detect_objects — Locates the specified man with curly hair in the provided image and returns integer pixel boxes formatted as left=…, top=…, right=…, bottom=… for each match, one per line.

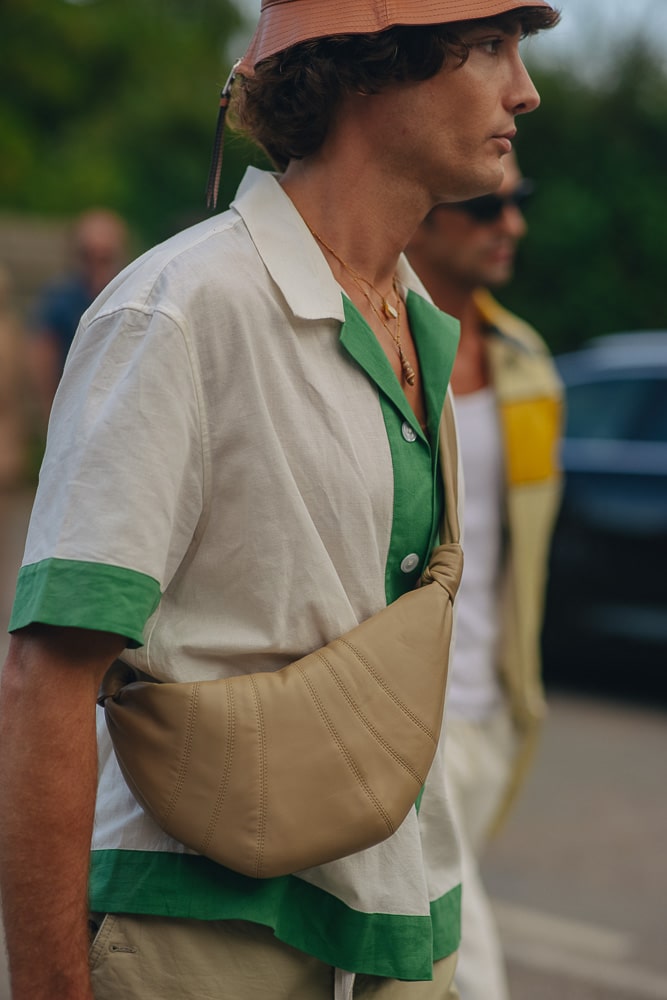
left=0, top=3, right=558, bottom=998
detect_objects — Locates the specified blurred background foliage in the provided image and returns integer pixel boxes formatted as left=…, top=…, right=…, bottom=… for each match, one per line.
left=1, top=0, right=666, bottom=353
left=510, top=41, right=667, bottom=352
left=0, top=0, right=268, bottom=242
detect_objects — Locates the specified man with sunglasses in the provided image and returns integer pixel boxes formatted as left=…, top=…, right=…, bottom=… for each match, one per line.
left=28, top=209, right=130, bottom=428
left=407, top=154, right=563, bottom=1000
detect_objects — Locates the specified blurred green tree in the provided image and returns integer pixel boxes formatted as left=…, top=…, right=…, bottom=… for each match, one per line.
left=0, top=0, right=267, bottom=245
left=508, top=41, right=667, bottom=353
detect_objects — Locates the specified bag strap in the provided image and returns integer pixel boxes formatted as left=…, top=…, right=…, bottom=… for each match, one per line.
left=438, top=391, right=461, bottom=547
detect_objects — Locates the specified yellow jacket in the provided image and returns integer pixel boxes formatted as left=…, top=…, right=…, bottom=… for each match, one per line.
left=474, top=289, right=563, bottom=831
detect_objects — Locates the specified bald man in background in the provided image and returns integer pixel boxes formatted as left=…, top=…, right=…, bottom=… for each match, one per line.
left=29, top=209, right=129, bottom=425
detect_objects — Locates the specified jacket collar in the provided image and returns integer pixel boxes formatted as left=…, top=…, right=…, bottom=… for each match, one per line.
left=474, top=287, right=534, bottom=356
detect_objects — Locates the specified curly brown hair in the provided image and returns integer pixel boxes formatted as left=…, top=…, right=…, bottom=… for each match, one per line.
left=231, top=9, right=559, bottom=170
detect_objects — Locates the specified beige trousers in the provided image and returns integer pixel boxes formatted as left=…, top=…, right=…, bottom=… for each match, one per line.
left=90, top=913, right=459, bottom=999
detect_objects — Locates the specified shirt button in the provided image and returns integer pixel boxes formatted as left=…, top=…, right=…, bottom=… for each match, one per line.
left=400, top=553, right=420, bottom=574
left=401, top=421, right=417, bottom=443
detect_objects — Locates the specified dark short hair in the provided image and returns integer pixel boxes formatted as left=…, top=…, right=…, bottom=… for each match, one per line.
left=231, top=9, right=559, bottom=170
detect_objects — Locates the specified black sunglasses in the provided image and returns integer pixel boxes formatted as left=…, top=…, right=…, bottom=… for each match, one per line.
left=449, top=178, right=535, bottom=223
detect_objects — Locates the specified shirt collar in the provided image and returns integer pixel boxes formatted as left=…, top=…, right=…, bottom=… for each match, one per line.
left=232, top=167, right=432, bottom=324
left=232, top=167, right=345, bottom=322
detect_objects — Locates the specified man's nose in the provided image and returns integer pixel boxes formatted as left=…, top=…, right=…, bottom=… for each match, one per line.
left=510, top=56, right=541, bottom=117
left=498, top=201, right=527, bottom=238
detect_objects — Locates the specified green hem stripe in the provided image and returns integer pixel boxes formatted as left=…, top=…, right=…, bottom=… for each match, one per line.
left=89, top=850, right=460, bottom=980
left=9, top=558, right=161, bottom=647
left=431, top=882, right=462, bottom=961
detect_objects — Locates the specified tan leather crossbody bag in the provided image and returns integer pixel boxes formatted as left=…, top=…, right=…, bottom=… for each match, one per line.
left=98, top=395, right=462, bottom=879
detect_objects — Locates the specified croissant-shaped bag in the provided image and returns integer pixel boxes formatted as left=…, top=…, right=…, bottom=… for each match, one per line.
left=98, top=396, right=462, bottom=879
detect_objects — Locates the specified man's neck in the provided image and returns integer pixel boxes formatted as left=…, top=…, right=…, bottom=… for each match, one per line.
left=279, top=120, right=433, bottom=289
left=279, top=139, right=435, bottom=431
left=451, top=302, right=489, bottom=395
left=417, top=271, right=489, bottom=396
left=282, top=176, right=415, bottom=286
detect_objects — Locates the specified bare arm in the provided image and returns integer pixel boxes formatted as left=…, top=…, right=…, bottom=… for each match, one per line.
left=0, top=626, right=127, bottom=1000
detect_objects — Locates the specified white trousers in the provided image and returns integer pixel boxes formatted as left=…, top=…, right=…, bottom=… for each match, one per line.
left=444, top=707, right=517, bottom=1000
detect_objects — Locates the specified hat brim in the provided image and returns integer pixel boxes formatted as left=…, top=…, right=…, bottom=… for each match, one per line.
left=237, top=0, right=554, bottom=75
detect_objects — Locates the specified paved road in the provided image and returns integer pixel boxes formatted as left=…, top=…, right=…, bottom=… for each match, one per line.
left=484, top=690, right=667, bottom=999
left=1, top=490, right=665, bottom=998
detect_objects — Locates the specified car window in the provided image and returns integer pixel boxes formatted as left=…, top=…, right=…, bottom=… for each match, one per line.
left=636, top=381, right=667, bottom=442
left=565, top=377, right=667, bottom=442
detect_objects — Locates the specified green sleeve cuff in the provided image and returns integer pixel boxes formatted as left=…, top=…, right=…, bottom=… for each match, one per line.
left=9, top=558, right=162, bottom=648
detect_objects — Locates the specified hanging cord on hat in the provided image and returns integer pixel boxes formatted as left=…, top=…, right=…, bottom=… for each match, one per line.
left=206, top=59, right=241, bottom=211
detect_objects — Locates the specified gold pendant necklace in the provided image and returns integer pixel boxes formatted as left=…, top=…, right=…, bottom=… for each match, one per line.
left=307, top=224, right=416, bottom=387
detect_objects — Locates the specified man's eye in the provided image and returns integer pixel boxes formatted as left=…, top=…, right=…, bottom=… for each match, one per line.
left=478, top=38, right=503, bottom=55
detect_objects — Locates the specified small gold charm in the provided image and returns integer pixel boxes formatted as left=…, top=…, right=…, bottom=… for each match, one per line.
left=398, top=348, right=416, bottom=386
left=382, top=300, right=399, bottom=320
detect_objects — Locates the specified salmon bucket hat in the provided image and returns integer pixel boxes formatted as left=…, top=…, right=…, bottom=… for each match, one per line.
left=238, top=0, right=557, bottom=74
left=206, top=0, right=557, bottom=207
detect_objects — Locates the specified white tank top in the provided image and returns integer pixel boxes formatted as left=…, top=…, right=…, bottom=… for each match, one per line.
left=448, top=386, right=504, bottom=720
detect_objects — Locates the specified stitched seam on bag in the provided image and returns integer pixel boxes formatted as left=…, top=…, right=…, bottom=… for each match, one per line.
left=337, top=638, right=438, bottom=744
left=199, top=681, right=236, bottom=855
left=319, top=653, right=425, bottom=785
left=249, top=674, right=268, bottom=878
left=297, top=661, right=395, bottom=834
left=162, top=682, right=200, bottom=825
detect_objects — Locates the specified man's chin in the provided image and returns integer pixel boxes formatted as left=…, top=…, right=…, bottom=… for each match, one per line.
left=483, top=265, right=514, bottom=288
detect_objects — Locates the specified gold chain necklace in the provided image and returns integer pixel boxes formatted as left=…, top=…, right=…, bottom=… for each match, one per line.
left=307, top=224, right=416, bottom=387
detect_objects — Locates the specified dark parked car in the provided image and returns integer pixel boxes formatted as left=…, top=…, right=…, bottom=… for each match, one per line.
left=541, top=332, right=667, bottom=695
